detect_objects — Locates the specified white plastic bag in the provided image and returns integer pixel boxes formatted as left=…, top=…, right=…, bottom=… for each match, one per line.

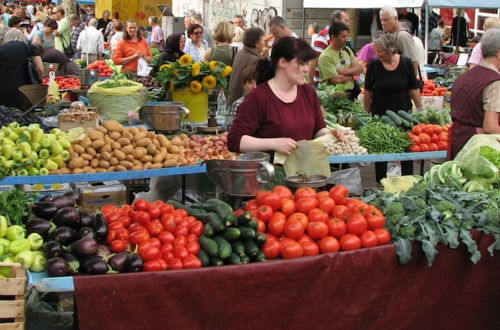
left=328, top=167, right=363, bottom=195
left=137, top=58, right=152, bottom=77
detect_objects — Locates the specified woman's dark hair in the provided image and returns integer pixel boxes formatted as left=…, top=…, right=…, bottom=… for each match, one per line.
left=8, top=16, right=21, bottom=27
left=165, top=32, right=184, bottom=53
left=329, top=21, right=349, bottom=37
left=123, top=19, right=142, bottom=40
left=243, top=27, right=264, bottom=48
left=256, top=37, right=316, bottom=84
left=45, top=18, right=58, bottom=30
left=187, top=24, right=203, bottom=36
left=241, top=64, right=256, bottom=84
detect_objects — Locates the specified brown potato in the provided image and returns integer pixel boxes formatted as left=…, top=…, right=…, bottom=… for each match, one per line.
left=80, top=153, right=93, bottom=161
left=135, top=138, right=152, bottom=147
left=140, top=155, right=153, bottom=163
left=131, top=165, right=142, bottom=171
left=147, top=144, right=157, bottom=154
left=68, top=157, right=85, bottom=170
left=95, top=168, right=107, bottom=173
left=143, top=162, right=152, bottom=169
left=150, top=163, right=162, bottom=169
left=110, top=131, right=121, bottom=140
left=90, top=159, right=99, bottom=168
left=101, top=151, right=112, bottom=161
left=86, top=147, right=97, bottom=157
left=122, top=131, right=133, bottom=140
left=163, top=159, right=178, bottom=167
left=131, top=149, right=144, bottom=159
left=109, top=157, right=119, bottom=166
left=138, top=126, right=148, bottom=133
left=171, top=136, right=182, bottom=146
left=99, top=160, right=110, bottom=168
left=96, top=126, right=108, bottom=134
left=168, top=145, right=180, bottom=154
left=119, top=160, right=133, bottom=169
left=128, top=127, right=139, bottom=135
left=156, top=135, right=171, bottom=149
left=121, top=145, right=134, bottom=154
left=91, top=140, right=105, bottom=150
left=179, top=133, right=189, bottom=140
left=113, top=150, right=126, bottom=160
left=107, top=166, right=115, bottom=172
left=103, top=135, right=112, bottom=144
left=153, top=150, right=166, bottom=163
left=111, top=141, right=121, bottom=150
left=89, top=130, right=104, bottom=141
left=133, top=132, right=146, bottom=142
left=72, top=144, right=85, bottom=154
left=117, top=138, right=131, bottom=147
left=73, top=168, right=84, bottom=174
left=125, top=155, right=134, bottom=161
left=101, top=144, right=112, bottom=153
left=59, top=167, right=71, bottom=174
left=82, top=160, right=90, bottom=166
left=145, top=131, right=156, bottom=140
left=115, top=165, right=127, bottom=171
left=132, top=159, right=142, bottom=167
left=103, top=120, right=123, bottom=132
left=70, top=151, right=79, bottom=159
left=80, top=137, right=92, bottom=148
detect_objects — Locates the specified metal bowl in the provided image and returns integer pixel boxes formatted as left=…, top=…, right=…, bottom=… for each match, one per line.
left=285, top=174, right=328, bottom=189
left=139, top=102, right=189, bottom=133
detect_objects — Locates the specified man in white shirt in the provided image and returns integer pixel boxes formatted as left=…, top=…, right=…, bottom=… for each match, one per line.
left=76, top=18, right=104, bottom=64
left=269, top=16, right=298, bottom=42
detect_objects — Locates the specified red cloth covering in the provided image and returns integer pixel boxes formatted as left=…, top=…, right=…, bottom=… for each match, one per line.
left=75, top=233, right=500, bottom=330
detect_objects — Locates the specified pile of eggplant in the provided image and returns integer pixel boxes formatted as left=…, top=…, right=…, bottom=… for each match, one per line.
left=29, top=193, right=143, bottom=276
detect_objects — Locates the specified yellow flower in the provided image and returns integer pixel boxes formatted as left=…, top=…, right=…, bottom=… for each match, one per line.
left=191, top=62, right=201, bottom=77
left=202, top=75, right=217, bottom=89
left=221, top=66, right=232, bottom=78
left=179, top=54, right=192, bottom=66
left=159, top=64, right=173, bottom=71
left=209, top=61, right=218, bottom=72
left=190, top=80, right=202, bottom=93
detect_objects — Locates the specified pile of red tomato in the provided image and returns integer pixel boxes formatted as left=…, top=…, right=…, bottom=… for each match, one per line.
left=101, top=199, right=204, bottom=272
left=87, top=60, right=113, bottom=77
left=238, top=185, right=391, bottom=260
left=42, top=76, right=81, bottom=90
left=408, top=123, right=450, bottom=152
left=421, top=80, right=447, bottom=97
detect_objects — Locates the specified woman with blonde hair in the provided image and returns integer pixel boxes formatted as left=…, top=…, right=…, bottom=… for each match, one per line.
left=468, top=17, right=500, bottom=68
left=204, top=21, right=237, bottom=65
left=231, top=25, right=244, bottom=50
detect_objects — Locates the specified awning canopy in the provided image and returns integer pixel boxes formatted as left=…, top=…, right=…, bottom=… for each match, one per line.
left=428, top=0, right=500, bottom=8
left=303, top=0, right=424, bottom=9
left=77, top=0, right=95, bottom=4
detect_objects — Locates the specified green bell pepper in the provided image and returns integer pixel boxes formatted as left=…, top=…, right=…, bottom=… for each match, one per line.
left=51, top=155, right=65, bottom=168
left=28, top=167, right=39, bottom=176
left=45, top=159, right=58, bottom=171
left=16, top=169, right=28, bottom=176
left=61, top=150, right=70, bottom=161
left=19, top=130, right=31, bottom=143
left=58, top=137, right=71, bottom=150
left=8, top=122, right=19, bottom=129
left=28, top=123, right=41, bottom=131
left=31, top=142, right=40, bottom=152
left=29, top=254, right=46, bottom=272
left=0, top=263, right=13, bottom=277
left=0, top=238, right=10, bottom=249
left=39, top=168, right=49, bottom=175
left=39, top=148, right=50, bottom=159
left=0, top=216, right=7, bottom=237
left=26, top=233, right=43, bottom=250
left=39, top=137, right=51, bottom=148
left=51, top=128, right=63, bottom=136
left=0, top=156, right=7, bottom=166
left=12, top=149, right=23, bottom=162
left=28, top=151, right=38, bottom=161
left=30, top=128, right=43, bottom=143
left=0, top=244, right=4, bottom=257
left=8, top=131, right=19, bottom=142
left=8, top=238, right=30, bottom=255
left=6, top=225, right=25, bottom=241
left=18, top=142, right=32, bottom=157
left=2, top=143, right=13, bottom=159
left=50, top=140, right=63, bottom=155
left=15, top=250, right=34, bottom=268
left=3, top=160, right=14, bottom=169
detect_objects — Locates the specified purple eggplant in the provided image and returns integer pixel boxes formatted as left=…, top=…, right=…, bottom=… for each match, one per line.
left=71, top=238, right=98, bottom=257
left=63, top=253, right=80, bottom=274
left=78, top=210, right=92, bottom=228
left=79, top=255, right=103, bottom=273
left=92, top=213, right=108, bottom=242
left=124, top=253, right=143, bottom=272
left=31, top=202, right=57, bottom=220
left=51, top=226, right=77, bottom=245
left=53, top=207, right=80, bottom=228
left=51, top=195, right=76, bottom=209
left=47, top=257, right=69, bottom=277
left=26, top=218, right=55, bottom=239
left=109, top=251, right=130, bottom=272
left=63, top=191, right=79, bottom=201
left=86, top=259, right=109, bottom=275
left=78, top=227, right=97, bottom=240
left=44, top=240, right=65, bottom=258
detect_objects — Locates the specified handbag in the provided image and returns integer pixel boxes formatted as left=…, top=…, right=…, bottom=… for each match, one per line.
left=23, top=42, right=41, bottom=84
left=61, top=34, right=74, bottom=58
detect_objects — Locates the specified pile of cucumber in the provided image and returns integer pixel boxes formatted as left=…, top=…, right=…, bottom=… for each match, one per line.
left=380, top=110, right=419, bottom=130
left=168, top=199, right=266, bottom=266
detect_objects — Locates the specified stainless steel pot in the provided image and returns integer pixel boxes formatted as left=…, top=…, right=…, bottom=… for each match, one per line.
left=285, top=174, right=328, bottom=189
left=78, top=68, right=100, bottom=86
left=140, top=102, right=190, bottom=133
left=203, top=152, right=275, bottom=197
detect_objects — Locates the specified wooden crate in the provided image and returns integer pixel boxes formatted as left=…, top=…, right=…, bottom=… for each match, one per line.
left=0, top=263, right=26, bottom=330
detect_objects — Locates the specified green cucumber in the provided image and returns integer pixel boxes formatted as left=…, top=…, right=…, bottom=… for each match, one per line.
left=222, top=227, right=241, bottom=241
left=244, top=240, right=259, bottom=257
left=386, top=110, right=403, bottom=126
left=397, top=110, right=418, bottom=124
left=213, top=236, right=232, bottom=259
left=228, top=253, right=242, bottom=265
left=230, top=241, right=245, bottom=256
left=401, top=118, right=411, bottom=129
left=199, top=235, right=218, bottom=257
left=206, top=198, right=235, bottom=225
left=210, top=257, right=224, bottom=266
left=204, top=223, right=215, bottom=237
left=246, top=220, right=259, bottom=231
left=236, top=212, right=253, bottom=226
left=207, top=212, right=225, bottom=232
left=252, top=251, right=266, bottom=262
left=254, top=232, right=267, bottom=247
left=240, top=255, right=251, bottom=263
left=167, top=200, right=209, bottom=222
left=380, top=115, right=397, bottom=127
left=240, top=227, right=256, bottom=241
left=197, top=250, right=210, bottom=267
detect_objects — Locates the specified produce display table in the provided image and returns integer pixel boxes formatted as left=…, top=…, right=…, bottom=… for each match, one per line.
left=27, top=233, right=500, bottom=329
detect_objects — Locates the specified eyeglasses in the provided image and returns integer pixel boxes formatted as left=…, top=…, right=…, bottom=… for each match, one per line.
left=339, top=50, right=346, bottom=65
left=192, top=31, right=203, bottom=35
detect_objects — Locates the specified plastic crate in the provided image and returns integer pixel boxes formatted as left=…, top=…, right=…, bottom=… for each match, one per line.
left=124, top=178, right=150, bottom=202
left=0, top=262, right=26, bottom=329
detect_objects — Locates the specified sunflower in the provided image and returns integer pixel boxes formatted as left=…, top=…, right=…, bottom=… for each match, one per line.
left=179, top=54, right=192, bottom=66
left=202, top=75, right=217, bottom=89
left=190, top=80, right=202, bottom=93
left=221, top=66, right=232, bottom=78
left=209, top=61, right=218, bottom=72
left=191, top=62, right=201, bottom=77
left=159, top=64, right=173, bottom=71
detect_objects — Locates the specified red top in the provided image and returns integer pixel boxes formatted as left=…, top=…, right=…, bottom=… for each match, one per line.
left=227, top=82, right=326, bottom=152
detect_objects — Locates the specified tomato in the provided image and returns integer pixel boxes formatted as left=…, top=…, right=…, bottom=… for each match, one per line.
left=160, top=243, right=173, bottom=255
left=374, top=228, right=391, bottom=245
left=159, top=203, right=174, bottom=214
left=185, top=241, right=200, bottom=255
left=146, top=220, right=163, bottom=237
left=339, top=234, right=361, bottom=251
left=174, top=225, right=189, bottom=237
left=284, top=219, right=305, bottom=240
left=296, top=197, right=318, bottom=214
left=272, top=185, right=293, bottom=199
left=319, top=236, right=340, bottom=253
left=257, top=205, right=273, bottom=222
left=234, top=209, right=244, bottom=217
left=144, top=259, right=168, bottom=272
left=280, top=241, right=304, bottom=259
left=287, top=212, right=309, bottom=228
left=257, top=220, right=266, bottom=233
left=366, top=214, right=386, bottom=230
left=174, top=235, right=187, bottom=247
left=412, top=125, right=423, bottom=135
left=260, top=192, right=282, bottom=211
left=182, top=254, right=202, bottom=269
left=158, top=231, right=175, bottom=244
left=168, top=258, right=183, bottom=270
left=428, top=143, right=438, bottom=151
left=438, top=132, right=448, bottom=142
left=280, top=198, right=296, bottom=216
left=307, top=221, right=329, bottom=239
left=418, top=133, right=431, bottom=144
left=134, top=199, right=149, bottom=211
left=173, top=245, right=189, bottom=259
left=360, top=231, right=378, bottom=248
left=106, top=212, right=121, bottom=223
left=437, top=141, right=448, bottom=150
left=319, top=197, right=335, bottom=214
left=419, top=143, right=430, bottom=152
left=160, top=213, right=176, bottom=232
left=409, top=144, right=421, bottom=152
left=245, top=199, right=258, bottom=211
left=116, top=228, right=129, bottom=241
left=129, top=229, right=150, bottom=245
left=308, top=208, right=328, bottom=224
left=110, top=239, right=128, bottom=252
left=141, top=246, right=161, bottom=261
left=128, top=223, right=146, bottom=233
left=328, top=219, right=347, bottom=238
left=119, top=216, right=131, bottom=228
left=266, top=233, right=278, bottom=242
left=329, top=185, right=349, bottom=205
left=408, top=134, right=420, bottom=144
left=432, top=125, right=443, bottom=134
left=102, top=205, right=119, bottom=217
left=173, top=209, right=188, bottom=220
left=190, top=221, right=204, bottom=236
left=136, top=211, right=151, bottom=226
left=346, top=214, right=368, bottom=235
left=423, top=125, right=434, bottom=136
left=297, top=234, right=313, bottom=244
left=109, top=221, right=124, bottom=231
left=301, top=241, right=320, bottom=256
left=316, top=191, right=330, bottom=201
left=294, top=187, right=316, bottom=199
left=255, top=190, right=269, bottom=206
left=186, top=233, right=198, bottom=242
left=262, top=239, right=281, bottom=258
left=431, top=134, right=440, bottom=143
left=332, top=205, right=349, bottom=221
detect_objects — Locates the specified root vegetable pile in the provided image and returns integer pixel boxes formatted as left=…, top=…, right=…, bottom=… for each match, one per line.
left=325, top=128, right=367, bottom=156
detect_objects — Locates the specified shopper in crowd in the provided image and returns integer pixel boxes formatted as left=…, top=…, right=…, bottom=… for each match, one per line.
left=397, top=8, right=419, bottom=36
left=307, top=22, right=319, bottom=46
left=449, top=29, right=500, bottom=159
left=427, top=24, right=443, bottom=63
left=269, top=16, right=297, bottom=45
left=400, top=19, right=427, bottom=80
left=364, top=34, right=423, bottom=182
left=1, top=7, right=11, bottom=28
left=226, top=65, right=256, bottom=118
left=149, top=16, right=164, bottom=51
left=308, top=10, right=353, bottom=85
left=41, top=47, right=79, bottom=76
left=451, top=10, right=468, bottom=47
left=3, top=16, right=27, bottom=44
left=204, top=21, right=236, bottom=65
left=70, top=14, right=85, bottom=59
left=183, top=24, right=208, bottom=63
left=27, top=16, right=44, bottom=42
left=77, top=18, right=104, bottom=64
left=155, top=32, right=185, bottom=72
left=468, top=18, right=500, bottom=68
left=192, top=12, right=213, bottom=48
left=228, top=27, right=265, bottom=105
left=97, top=10, right=111, bottom=34
left=104, top=12, right=120, bottom=42
left=32, top=18, right=57, bottom=49
left=379, top=6, right=419, bottom=75
left=228, top=37, right=344, bottom=155
left=233, top=15, right=246, bottom=30
left=318, top=22, right=363, bottom=100
left=113, top=19, right=151, bottom=78
left=183, top=14, right=193, bottom=39
left=52, top=6, right=71, bottom=55
left=231, top=26, right=244, bottom=50
left=357, top=32, right=384, bottom=74
left=109, top=20, right=124, bottom=59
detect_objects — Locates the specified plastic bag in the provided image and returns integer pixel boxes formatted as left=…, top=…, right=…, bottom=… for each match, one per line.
left=88, top=89, right=148, bottom=123
left=328, top=167, right=363, bottom=195
left=278, top=140, right=331, bottom=178
left=381, top=175, right=420, bottom=194
left=26, top=288, right=74, bottom=330
left=88, top=80, right=144, bottom=96
left=454, top=134, right=500, bottom=183
left=137, top=58, right=152, bottom=77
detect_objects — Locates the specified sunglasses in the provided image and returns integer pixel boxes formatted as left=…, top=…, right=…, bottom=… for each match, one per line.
left=339, top=50, right=346, bottom=65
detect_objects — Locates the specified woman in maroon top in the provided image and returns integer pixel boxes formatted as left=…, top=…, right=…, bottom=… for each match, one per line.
left=228, top=37, right=342, bottom=155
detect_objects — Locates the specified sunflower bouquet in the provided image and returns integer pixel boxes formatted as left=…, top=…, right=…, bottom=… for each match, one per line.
left=155, top=54, right=232, bottom=94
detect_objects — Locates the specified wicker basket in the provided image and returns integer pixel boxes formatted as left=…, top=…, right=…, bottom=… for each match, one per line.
left=18, top=84, right=48, bottom=107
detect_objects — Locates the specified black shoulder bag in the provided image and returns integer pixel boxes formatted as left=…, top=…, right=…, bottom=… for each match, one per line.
left=61, top=33, right=75, bottom=58
left=23, top=42, right=41, bottom=84
left=395, top=30, right=424, bottom=92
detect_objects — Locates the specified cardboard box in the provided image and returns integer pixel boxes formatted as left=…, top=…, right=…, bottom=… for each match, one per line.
left=20, top=183, right=72, bottom=200
left=422, top=96, right=444, bottom=110
left=74, top=181, right=127, bottom=214
left=58, top=109, right=99, bottom=132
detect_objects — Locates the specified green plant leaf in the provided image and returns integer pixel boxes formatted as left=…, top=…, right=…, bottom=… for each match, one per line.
left=394, top=237, right=412, bottom=264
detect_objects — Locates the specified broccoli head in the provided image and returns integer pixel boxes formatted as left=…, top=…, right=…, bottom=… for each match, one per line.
left=405, top=183, right=427, bottom=198
left=484, top=208, right=500, bottom=227
left=397, top=224, right=416, bottom=239
left=435, top=201, right=457, bottom=219
left=385, top=201, right=406, bottom=223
